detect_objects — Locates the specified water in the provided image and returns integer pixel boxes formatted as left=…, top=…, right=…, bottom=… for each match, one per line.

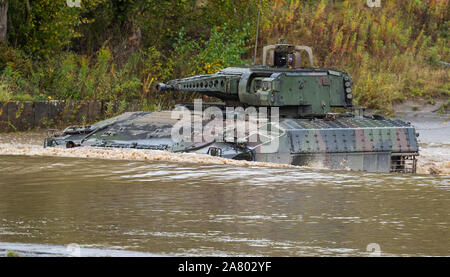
left=0, top=111, right=449, bottom=257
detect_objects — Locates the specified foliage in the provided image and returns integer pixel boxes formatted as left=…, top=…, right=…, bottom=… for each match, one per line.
left=0, top=79, right=12, bottom=102
left=6, top=251, right=21, bottom=257
left=265, top=0, right=449, bottom=114
left=7, top=0, right=106, bottom=57
left=0, top=0, right=448, bottom=115
left=172, top=24, right=252, bottom=76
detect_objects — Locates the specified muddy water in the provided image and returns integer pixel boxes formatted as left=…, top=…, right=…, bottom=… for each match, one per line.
left=0, top=113, right=449, bottom=257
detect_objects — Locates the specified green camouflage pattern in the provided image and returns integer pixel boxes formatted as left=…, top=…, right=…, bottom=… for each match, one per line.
left=44, top=111, right=418, bottom=173
left=45, top=40, right=419, bottom=173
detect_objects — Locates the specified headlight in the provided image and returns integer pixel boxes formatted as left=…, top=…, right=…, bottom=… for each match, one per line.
left=345, top=82, right=351, bottom=87
left=346, top=87, right=352, bottom=93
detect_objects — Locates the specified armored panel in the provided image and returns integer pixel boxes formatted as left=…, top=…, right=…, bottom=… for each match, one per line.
left=283, top=117, right=419, bottom=154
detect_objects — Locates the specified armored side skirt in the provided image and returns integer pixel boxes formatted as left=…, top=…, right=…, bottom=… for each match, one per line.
left=253, top=152, right=417, bottom=173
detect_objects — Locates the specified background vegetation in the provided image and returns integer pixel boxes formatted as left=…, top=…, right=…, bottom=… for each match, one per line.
left=0, top=0, right=448, bottom=114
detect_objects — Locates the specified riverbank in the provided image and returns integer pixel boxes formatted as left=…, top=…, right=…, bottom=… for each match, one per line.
left=0, top=100, right=141, bottom=132
left=392, top=99, right=449, bottom=175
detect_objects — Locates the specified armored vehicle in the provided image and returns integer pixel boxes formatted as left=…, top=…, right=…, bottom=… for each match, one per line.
left=45, top=40, right=419, bottom=173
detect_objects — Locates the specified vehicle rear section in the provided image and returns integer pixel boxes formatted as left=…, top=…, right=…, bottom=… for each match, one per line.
left=280, top=117, right=419, bottom=173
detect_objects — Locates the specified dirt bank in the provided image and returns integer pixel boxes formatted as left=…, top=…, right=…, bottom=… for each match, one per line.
left=393, top=99, right=449, bottom=175
left=0, top=100, right=141, bottom=132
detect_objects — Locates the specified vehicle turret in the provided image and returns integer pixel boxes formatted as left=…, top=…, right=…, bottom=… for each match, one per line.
left=156, top=39, right=354, bottom=117
left=45, top=39, right=419, bottom=174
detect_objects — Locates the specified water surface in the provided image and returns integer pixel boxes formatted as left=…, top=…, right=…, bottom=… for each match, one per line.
left=0, top=154, right=448, bottom=256
left=0, top=111, right=449, bottom=257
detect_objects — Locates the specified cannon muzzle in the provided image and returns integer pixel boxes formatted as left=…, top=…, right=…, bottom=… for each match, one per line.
left=155, top=83, right=174, bottom=93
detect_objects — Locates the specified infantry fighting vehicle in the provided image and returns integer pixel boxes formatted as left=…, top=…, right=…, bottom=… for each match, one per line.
left=45, top=40, right=419, bottom=173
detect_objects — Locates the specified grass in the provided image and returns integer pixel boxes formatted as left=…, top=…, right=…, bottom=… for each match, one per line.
left=263, top=0, right=449, bottom=115
left=0, top=82, right=12, bottom=102
left=0, top=0, right=448, bottom=115
left=6, top=251, right=21, bottom=257
left=439, top=99, right=450, bottom=114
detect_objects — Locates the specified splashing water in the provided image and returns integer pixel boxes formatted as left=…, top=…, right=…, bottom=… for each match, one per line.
left=0, top=132, right=304, bottom=170
left=0, top=130, right=447, bottom=174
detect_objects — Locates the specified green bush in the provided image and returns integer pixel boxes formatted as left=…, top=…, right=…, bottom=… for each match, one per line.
left=0, top=0, right=447, bottom=115
left=6, top=251, right=21, bottom=257
left=0, top=80, right=12, bottom=102
left=171, top=24, right=252, bottom=76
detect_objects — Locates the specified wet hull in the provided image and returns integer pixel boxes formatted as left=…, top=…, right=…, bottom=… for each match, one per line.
left=44, top=111, right=419, bottom=173
left=252, top=117, right=419, bottom=173
left=254, top=152, right=416, bottom=173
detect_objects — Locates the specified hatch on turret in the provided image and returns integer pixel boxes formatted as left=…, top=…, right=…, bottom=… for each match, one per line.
left=262, top=38, right=315, bottom=69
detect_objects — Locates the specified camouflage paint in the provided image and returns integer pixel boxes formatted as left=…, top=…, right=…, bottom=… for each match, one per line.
left=45, top=40, right=419, bottom=173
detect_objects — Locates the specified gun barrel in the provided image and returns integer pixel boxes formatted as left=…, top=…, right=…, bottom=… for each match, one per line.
left=155, top=83, right=174, bottom=93
left=154, top=75, right=240, bottom=102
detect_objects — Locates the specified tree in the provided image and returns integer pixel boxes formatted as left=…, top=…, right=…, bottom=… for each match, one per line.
left=6, top=0, right=84, bottom=57
left=0, top=0, right=8, bottom=42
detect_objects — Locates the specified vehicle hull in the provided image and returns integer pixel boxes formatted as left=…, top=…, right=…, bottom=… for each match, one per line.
left=44, top=111, right=419, bottom=173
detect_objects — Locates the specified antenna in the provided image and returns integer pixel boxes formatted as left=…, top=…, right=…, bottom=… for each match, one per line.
left=252, top=0, right=262, bottom=65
